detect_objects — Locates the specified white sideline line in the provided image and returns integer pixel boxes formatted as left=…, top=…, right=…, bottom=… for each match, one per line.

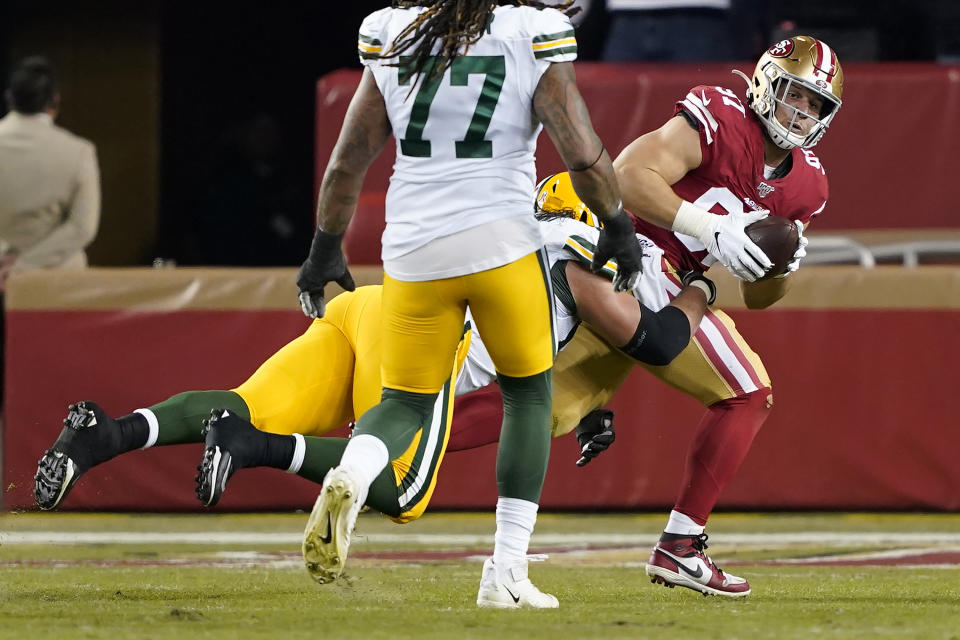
left=2, top=531, right=960, bottom=546
left=777, top=546, right=960, bottom=564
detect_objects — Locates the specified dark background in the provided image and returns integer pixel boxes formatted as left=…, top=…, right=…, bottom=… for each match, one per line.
left=1, top=1, right=958, bottom=266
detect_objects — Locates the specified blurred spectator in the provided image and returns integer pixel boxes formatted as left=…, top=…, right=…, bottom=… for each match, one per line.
left=770, top=0, right=956, bottom=62
left=184, top=112, right=311, bottom=266
left=602, top=0, right=737, bottom=61
left=0, top=56, right=101, bottom=280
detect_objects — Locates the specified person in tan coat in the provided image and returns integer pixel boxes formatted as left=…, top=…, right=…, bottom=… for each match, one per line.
left=0, top=56, right=100, bottom=291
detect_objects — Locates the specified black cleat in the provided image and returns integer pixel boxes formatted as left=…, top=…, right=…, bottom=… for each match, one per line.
left=195, top=409, right=262, bottom=507
left=34, top=401, right=122, bottom=510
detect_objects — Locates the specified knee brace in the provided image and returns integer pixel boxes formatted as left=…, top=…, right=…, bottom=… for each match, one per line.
left=619, top=304, right=690, bottom=366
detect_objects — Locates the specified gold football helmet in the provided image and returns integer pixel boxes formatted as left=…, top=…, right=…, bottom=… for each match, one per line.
left=533, top=172, right=602, bottom=229
left=742, top=36, right=844, bottom=150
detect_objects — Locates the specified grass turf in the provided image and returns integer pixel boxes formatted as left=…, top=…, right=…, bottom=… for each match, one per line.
left=2, top=512, right=959, bottom=639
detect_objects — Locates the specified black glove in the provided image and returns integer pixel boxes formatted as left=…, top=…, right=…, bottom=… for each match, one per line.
left=591, top=209, right=643, bottom=292
left=296, top=229, right=356, bottom=318
left=575, top=409, right=616, bottom=467
left=678, top=269, right=717, bottom=305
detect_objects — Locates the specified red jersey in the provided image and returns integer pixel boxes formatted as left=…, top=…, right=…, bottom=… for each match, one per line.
left=632, top=85, right=830, bottom=272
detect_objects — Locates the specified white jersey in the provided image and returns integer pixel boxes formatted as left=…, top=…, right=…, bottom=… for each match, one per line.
left=358, top=5, right=577, bottom=275
left=454, top=216, right=674, bottom=396
left=541, top=216, right=675, bottom=311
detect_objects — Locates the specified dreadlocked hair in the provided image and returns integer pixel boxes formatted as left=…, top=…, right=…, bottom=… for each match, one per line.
left=534, top=208, right=578, bottom=223
left=384, top=1, right=580, bottom=84
left=534, top=208, right=603, bottom=228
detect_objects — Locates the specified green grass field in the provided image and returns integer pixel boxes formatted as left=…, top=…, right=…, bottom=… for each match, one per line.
left=2, top=512, right=959, bottom=639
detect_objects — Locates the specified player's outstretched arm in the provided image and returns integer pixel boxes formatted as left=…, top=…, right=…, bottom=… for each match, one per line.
left=533, top=62, right=616, bottom=218
left=533, top=62, right=642, bottom=292
left=315, top=68, right=392, bottom=234
left=562, top=261, right=711, bottom=366
left=298, top=69, right=391, bottom=318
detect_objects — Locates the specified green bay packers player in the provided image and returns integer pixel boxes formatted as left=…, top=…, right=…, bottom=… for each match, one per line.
left=34, top=235, right=711, bottom=517
left=519, top=36, right=844, bottom=598
left=34, top=234, right=711, bottom=519
left=294, top=0, right=643, bottom=605
left=34, top=285, right=467, bottom=525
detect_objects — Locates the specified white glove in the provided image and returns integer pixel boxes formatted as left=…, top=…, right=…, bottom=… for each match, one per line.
left=673, top=201, right=772, bottom=282
left=778, top=219, right=808, bottom=277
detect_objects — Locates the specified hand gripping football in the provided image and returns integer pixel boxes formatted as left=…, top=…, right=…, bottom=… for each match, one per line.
left=746, top=216, right=800, bottom=280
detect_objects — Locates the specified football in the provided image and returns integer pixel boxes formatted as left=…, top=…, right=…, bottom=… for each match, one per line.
left=746, top=216, right=800, bottom=280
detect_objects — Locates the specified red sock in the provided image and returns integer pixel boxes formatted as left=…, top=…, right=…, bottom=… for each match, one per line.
left=448, top=384, right=504, bottom=451
left=673, top=388, right=772, bottom=525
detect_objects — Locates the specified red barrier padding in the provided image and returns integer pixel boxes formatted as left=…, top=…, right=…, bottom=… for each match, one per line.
left=433, top=309, right=960, bottom=512
left=3, top=309, right=313, bottom=511
left=5, top=305, right=959, bottom=511
left=343, top=192, right=387, bottom=265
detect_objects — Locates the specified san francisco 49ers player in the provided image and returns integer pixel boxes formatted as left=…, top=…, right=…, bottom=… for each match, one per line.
left=541, top=35, right=844, bottom=597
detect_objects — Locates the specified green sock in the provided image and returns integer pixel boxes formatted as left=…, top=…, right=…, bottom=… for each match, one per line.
left=148, top=390, right=249, bottom=446
left=297, top=436, right=402, bottom=518
left=495, top=369, right=553, bottom=503
left=353, top=387, right=437, bottom=459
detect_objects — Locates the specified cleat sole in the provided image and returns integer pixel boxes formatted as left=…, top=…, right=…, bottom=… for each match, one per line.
left=34, top=450, right=81, bottom=511
left=645, top=563, right=750, bottom=598
left=302, top=473, right=358, bottom=584
left=195, top=446, right=233, bottom=508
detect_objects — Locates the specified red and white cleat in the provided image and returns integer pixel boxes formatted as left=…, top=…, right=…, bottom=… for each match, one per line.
left=645, top=533, right=751, bottom=598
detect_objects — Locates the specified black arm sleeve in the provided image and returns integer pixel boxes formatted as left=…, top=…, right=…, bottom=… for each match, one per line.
left=618, top=304, right=691, bottom=366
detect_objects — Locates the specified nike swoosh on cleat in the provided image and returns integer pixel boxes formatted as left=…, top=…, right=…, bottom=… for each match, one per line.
left=656, top=548, right=704, bottom=579
left=503, top=585, right=521, bottom=604
left=218, top=453, right=232, bottom=493
left=678, top=562, right=703, bottom=579
left=319, top=513, right=333, bottom=544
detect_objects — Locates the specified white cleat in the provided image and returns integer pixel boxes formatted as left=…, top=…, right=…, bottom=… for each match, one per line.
left=302, top=467, right=362, bottom=584
left=476, top=557, right=559, bottom=609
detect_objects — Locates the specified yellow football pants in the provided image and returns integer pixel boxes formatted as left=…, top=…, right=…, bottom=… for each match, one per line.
left=380, top=250, right=555, bottom=393
left=232, top=285, right=466, bottom=523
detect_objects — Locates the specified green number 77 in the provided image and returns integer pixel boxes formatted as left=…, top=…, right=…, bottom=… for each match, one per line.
left=398, top=55, right=505, bottom=159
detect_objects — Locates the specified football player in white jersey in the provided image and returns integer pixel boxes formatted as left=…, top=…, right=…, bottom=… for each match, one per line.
left=294, top=1, right=644, bottom=606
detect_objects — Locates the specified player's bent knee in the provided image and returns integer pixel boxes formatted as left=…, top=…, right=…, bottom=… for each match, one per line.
left=759, top=387, right=774, bottom=410
left=619, top=305, right=690, bottom=366
left=746, top=386, right=774, bottom=411
left=388, top=508, right=424, bottom=525
left=712, top=387, right=775, bottom=415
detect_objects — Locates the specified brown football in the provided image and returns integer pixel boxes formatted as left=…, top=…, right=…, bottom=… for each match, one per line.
left=746, top=216, right=800, bottom=280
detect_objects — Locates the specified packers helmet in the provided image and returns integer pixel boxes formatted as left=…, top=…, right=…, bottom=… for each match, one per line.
left=534, top=172, right=602, bottom=229
left=743, top=36, right=844, bottom=150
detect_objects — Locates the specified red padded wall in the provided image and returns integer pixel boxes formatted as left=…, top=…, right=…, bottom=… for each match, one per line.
left=5, top=306, right=959, bottom=512
left=432, top=309, right=960, bottom=512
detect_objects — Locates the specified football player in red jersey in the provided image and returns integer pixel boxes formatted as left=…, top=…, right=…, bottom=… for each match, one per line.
left=618, top=35, right=842, bottom=598
left=526, top=35, right=843, bottom=598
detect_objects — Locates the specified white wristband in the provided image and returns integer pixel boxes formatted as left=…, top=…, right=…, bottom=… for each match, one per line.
left=671, top=200, right=714, bottom=240
left=687, top=279, right=713, bottom=300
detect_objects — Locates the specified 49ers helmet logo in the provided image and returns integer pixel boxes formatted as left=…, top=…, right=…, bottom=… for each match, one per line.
left=768, top=39, right=795, bottom=57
